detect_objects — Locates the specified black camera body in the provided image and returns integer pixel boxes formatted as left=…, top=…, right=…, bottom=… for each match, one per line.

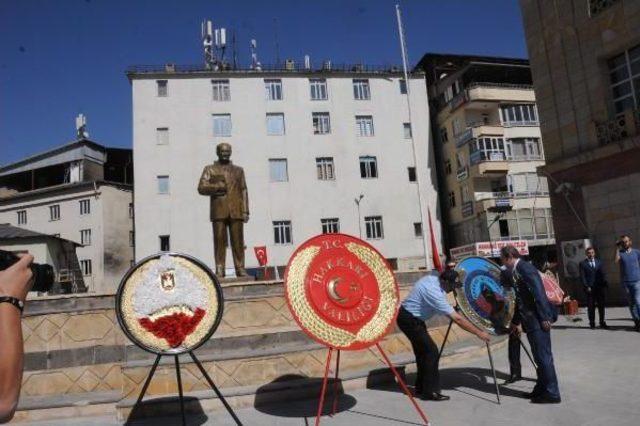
left=0, top=250, right=55, bottom=293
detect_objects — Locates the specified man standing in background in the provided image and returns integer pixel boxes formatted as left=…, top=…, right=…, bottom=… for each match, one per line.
left=615, top=235, right=640, bottom=332
left=579, top=247, right=608, bottom=329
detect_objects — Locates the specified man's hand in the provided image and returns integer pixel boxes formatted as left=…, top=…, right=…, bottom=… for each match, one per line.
left=0, top=254, right=34, bottom=302
left=541, top=320, right=552, bottom=332
left=477, top=331, right=491, bottom=343
left=510, top=323, right=522, bottom=337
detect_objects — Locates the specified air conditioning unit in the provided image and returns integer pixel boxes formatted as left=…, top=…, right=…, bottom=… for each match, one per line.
left=285, top=59, right=295, bottom=70
left=561, top=239, right=591, bottom=278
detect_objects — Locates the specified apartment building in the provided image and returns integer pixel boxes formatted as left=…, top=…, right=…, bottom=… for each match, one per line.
left=417, top=54, right=555, bottom=266
left=127, top=63, right=440, bottom=273
left=0, top=139, right=134, bottom=294
left=520, top=0, right=640, bottom=301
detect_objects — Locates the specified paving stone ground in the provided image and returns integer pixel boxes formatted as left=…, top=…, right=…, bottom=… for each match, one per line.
left=27, top=307, right=640, bottom=426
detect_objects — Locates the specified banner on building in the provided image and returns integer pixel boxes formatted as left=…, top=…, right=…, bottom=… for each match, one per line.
left=450, top=240, right=529, bottom=261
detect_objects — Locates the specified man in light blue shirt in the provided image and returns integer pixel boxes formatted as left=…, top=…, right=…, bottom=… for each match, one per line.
left=615, top=235, right=640, bottom=331
left=397, top=269, right=490, bottom=401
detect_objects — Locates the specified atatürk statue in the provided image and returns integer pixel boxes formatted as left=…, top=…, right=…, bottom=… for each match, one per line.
left=198, top=143, right=249, bottom=277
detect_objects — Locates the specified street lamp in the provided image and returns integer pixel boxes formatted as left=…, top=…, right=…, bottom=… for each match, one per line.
left=354, top=194, right=364, bottom=239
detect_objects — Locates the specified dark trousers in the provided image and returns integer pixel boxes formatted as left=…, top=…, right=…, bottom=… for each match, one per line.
left=527, top=328, right=560, bottom=399
left=585, top=286, right=606, bottom=326
left=212, top=219, right=244, bottom=273
left=508, top=333, right=521, bottom=376
left=396, top=306, right=440, bottom=395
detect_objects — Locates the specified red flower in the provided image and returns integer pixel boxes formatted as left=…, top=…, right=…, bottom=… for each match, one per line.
left=139, top=308, right=206, bottom=347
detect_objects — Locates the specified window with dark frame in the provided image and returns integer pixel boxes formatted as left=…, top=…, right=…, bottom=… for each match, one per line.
left=316, top=157, right=335, bottom=180
left=50, top=205, right=60, bottom=221
left=80, top=229, right=91, bottom=246
left=159, top=235, right=170, bottom=251
left=312, top=112, right=331, bottom=134
left=408, top=167, right=416, bottom=182
left=607, top=44, right=640, bottom=114
left=310, top=79, right=328, bottom=100
left=353, top=79, right=371, bottom=100
left=321, top=218, right=340, bottom=234
left=364, top=216, right=384, bottom=239
left=156, top=80, right=168, bottom=97
left=17, top=210, right=27, bottom=225
left=273, top=221, right=292, bottom=245
left=211, top=79, right=230, bottom=101
left=359, top=156, right=378, bottom=179
left=413, top=222, right=423, bottom=238
left=79, top=199, right=91, bottom=215
left=80, top=260, right=92, bottom=276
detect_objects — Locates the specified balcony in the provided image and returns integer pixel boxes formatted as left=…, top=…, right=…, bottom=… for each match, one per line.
left=595, top=109, right=640, bottom=146
left=469, top=151, right=509, bottom=176
left=466, top=82, right=535, bottom=104
left=455, top=124, right=504, bottom=147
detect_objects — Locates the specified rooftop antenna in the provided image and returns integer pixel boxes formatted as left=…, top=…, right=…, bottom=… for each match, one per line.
left=232, top=30, right=238, bottom=69
left=75, top=114, right=88, bottom=139
left=202, top=20, right=214, bottom=69
left=214, top=27, right=227, bottom=62
left=250, top=39, right=261, bottom=70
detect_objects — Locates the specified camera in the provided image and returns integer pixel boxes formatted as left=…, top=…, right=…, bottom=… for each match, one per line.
left=0, top=250, right=54, bottom=293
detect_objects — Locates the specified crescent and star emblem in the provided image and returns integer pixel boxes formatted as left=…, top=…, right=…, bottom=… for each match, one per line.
left=327, top=277, right=347, bottom=304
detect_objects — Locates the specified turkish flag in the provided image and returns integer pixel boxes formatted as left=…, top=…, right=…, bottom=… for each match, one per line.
left=254, top=246, right=268, bottom=266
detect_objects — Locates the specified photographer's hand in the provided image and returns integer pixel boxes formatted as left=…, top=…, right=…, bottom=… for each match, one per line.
left=0, top=254, right=33, bottom=423
left=0, top=254, right=34, bottom=302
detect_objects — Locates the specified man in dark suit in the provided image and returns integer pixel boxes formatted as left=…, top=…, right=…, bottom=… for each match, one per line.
left=500, top=267, right=522, bottom=384
left=198, top=143, right=249, bottom=277
left=500, top=245, right=560, bottom=404
left=579, top=247, right=608, bottom=329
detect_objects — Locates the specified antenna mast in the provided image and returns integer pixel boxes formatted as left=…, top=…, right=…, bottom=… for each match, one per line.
left=201, top=19, right=228, bottom=70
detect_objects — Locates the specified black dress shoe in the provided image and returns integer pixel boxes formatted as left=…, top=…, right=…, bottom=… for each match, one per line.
left=599, top=323, right=609, bottom=329
left=421, top=392, right=450, bottom=401
left=503, top=374, right=523, bottom=384
left=531, top=394, right=561, bottom=404
left=589, top=324, right=596, bottom=329
left=524, top=390, right=543, bottom=399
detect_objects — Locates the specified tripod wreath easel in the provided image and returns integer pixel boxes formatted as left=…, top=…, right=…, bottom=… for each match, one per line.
left=314, top=345, right=430, bottom=426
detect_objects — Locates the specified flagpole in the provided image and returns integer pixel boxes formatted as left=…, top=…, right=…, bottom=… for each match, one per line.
left=395, top=4, right=431, bottom=269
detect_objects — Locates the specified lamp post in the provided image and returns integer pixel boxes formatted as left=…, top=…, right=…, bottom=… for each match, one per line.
left=354, top=194, right=364, bottom=239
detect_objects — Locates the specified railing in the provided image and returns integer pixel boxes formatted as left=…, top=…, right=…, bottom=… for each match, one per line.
left=475, top=190, right=549, bottom=201
left=595, top=109, right=640, bottom=145
left=506, top=154, right=544, bottom=162
left=466, top=82, right=534, bottom=91
left=126, top=63, right=409, bottom=75
left=470, top=151, right=506, bottom=165
left=502, top=120, right=539, bottom=127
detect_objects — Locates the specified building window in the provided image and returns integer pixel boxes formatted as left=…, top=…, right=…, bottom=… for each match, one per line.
left=266, top=113, right=285, bottom=135
left=80, top=260, right=92, bottom=276
left=212, top=114, right=232, bottom=137
left=265, top=79, right=283, bottom=100
left=414, top=222, right=423, bottom=238
left=353, top=79, right=371, bottom=100
left=589, top=0, right=621, bottom=16
left=399, top=79, right=407, bottom=94
left=156, top=127, right=169, bottom=145
left=17, top=210, right=27, bottom=225
left=310, top=78, right=328, bottom=100
left=499, top=104, right=538, bottom=126
left=77, top=199, right=90, bottom=216
left=129, top=230, right=135, bottom=247
left=448, top=191, right=456, bottom=207
left=359, top=156, right=378, bottom=179
left=356, top=115, right=374, bottom=137
left=156, top=80, right=168, bottom=97
left=469, top=137, right=505, bottom=164
left=129, top=203, right=134, bottom=218
left=460, top=184, right=471, bottom=203
left=365, top=216, right=384, bottom=239
left=505, top=138, right=543, bottom=161
left=403, top=123, right=412, bottom=139
left=408, top=167, right=417, bottom=182
left=321, top=218, right=340, bottom=234
left=273, top=221, right=292, bottom=245
left=607, top=44, right=640, bottom=114
left=159, top=235, right=170, bottom=251
left=439, top=127, right=448, bottom=143
left=312, top=112, right=331, bottom=134
left=80, top=229, right=92, bottom=246
left=49, top=205, right=60, bottom=221
left=157, top=175, right=170, bottom=194
left=211, top=79, right=230, bottom=101
left=269, top=159, right=288, bottom=182
left=316, top=157, right=335, bottom=180
left=507, top=173, right=549, bottom=196
left=444, top=159, right=452, bottom=175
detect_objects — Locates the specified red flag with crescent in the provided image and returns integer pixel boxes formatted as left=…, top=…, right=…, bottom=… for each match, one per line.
left=254, top=246, right=268, bottom=266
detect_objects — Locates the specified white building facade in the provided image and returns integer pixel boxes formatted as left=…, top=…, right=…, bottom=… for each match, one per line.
left=129, top=67, right=441, bottom=272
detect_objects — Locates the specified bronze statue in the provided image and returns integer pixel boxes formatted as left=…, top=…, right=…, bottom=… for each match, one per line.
left=198, top=143, right=249, bottom=277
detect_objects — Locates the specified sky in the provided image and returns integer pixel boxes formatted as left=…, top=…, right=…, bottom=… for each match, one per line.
left=0, top=0, right=528, bottom=165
